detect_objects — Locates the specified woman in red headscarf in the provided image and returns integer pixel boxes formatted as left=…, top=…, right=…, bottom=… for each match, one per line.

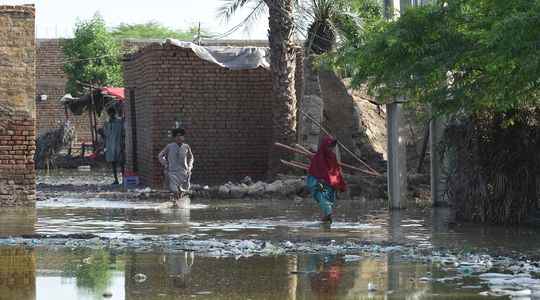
left=306, top=136, right=346, bottom=223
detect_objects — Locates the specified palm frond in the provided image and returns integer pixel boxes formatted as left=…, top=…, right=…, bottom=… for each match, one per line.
left=217, top=0, right=257, bottom=22
left=240, top=1, right=268, bottom=34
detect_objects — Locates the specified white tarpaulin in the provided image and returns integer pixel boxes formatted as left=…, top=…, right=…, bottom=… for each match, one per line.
left=165, top=39, right=270, bottom=70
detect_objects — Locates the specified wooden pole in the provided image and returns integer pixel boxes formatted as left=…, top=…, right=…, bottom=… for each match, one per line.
left=298, top=109, right=380, bottom=175
left=88, top=93, right=96, bottom=151
left=274, top=142, right=381, bottom=176
left=417, top=122, right=430, bottom=173
left=280, top=159, right=309, bottom=171
left=89, top=89, right=99, bottom=151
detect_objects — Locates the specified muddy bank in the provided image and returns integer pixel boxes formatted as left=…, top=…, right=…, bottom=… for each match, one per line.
left=37, top=170, right=390, bottom=202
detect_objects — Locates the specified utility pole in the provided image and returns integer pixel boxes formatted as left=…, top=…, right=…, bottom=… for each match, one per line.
left=197, top=22, right=201, bottom=45
left=386, top=0, right=408, bottom=209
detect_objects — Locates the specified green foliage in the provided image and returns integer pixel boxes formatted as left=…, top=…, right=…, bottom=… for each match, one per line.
left=63, top=14, right=123, bottom=96
left=62, top=249, right=116, bottom=299
left=111, top=21, right=204, bottom=40
left=329, top=0, right=540, bottom=115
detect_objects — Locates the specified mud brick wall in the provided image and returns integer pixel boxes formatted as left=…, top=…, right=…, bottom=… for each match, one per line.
left=36, top=38, right=96, bottom=144
left=123, top=46, right=157, bottom=186
left=124, top=43, right=276, bottom=187
left=36, top=39, right=156, bottom=145
left=0, top=5, right=36, bottom=207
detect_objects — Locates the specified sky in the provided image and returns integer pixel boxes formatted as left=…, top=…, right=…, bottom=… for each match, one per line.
left=0, top=0, right=269, bottom=39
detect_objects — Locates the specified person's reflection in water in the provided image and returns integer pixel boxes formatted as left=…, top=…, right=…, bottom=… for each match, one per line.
left=163, top=251, right=195, bottom=290
left=307, top=254, right=343, bottom=300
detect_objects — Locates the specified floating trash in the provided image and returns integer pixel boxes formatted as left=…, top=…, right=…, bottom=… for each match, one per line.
left=133, top=273, right=147, bottom=283
left=344, top=255, right=362, bottom=262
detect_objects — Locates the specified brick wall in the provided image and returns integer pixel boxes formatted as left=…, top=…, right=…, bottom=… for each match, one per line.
left=0, top=5, right=36, bottom=207
left=35, top=39, right=156, bottom=145
left=124, top=43, right=276, bottom=186
left=36, top=39, right=93, bottom=144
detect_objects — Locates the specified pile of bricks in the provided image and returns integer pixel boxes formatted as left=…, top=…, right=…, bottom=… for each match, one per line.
left=0, top=5, right=36, bottom=206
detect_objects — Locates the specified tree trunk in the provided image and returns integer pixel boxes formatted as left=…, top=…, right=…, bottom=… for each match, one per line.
left=264, top=0, right=298, bottom=178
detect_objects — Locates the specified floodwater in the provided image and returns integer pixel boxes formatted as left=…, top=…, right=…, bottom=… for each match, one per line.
left=0, top=247, right=495, bottom=300
left=1, top=170, right=540, bottom=299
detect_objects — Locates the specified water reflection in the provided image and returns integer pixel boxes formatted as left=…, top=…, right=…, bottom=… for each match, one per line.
left=61, top=249, right=118, bottom=298
left=306, top=254, right=347, bottom=300
left=0, top=208, right=36, bottom=237
left=0, top=247, right=504, bottom=299
left=0, top=247, right=36, bottom=300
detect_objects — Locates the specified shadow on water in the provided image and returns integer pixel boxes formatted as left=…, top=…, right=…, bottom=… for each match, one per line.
left=0, top=247, right=501, bottom=300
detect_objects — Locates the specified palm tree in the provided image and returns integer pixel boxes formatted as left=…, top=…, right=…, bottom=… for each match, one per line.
left=218, top=0, right=367, bottom=175
left=220, top=0, right=299, bottom=177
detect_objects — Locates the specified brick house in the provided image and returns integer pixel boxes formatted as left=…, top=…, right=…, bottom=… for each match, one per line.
left=123, top=40, right=303, bottom=187
left=35, top=39, right=270, bottom=151
left=0, top=5, right=36, bottom=206
left=35, top=39, right=156, bottom=149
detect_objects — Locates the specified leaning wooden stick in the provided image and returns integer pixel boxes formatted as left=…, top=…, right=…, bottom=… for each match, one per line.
left=275, top=142, right=312, bottom=157
left=280, top=159, right=308, bottom=171
left=294, top=143, right=313, bottom=155
left=299, top=110, right=381, bottom=176
left=274, top=142, right=381, bottom=177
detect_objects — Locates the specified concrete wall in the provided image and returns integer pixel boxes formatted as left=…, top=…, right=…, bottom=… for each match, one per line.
left=0, top=5, right=36, bottom=207
left=124, top=43, right=276, bottom=186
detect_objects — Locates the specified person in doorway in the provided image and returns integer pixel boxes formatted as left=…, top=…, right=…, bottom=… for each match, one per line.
left=306, top=136, right=346, bottom=223
left=103, top=107, right=124, bottom=185
left=158, top=128, right=194, bottom=199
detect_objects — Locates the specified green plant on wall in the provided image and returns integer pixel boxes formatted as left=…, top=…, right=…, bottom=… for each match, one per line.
left=63, top=13, right=123, bottom=96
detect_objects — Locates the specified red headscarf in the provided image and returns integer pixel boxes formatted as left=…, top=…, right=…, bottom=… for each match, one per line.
left=308, top=136, right=346, bottom=192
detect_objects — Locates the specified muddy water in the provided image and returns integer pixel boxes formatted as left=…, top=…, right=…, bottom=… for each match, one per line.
left=1, top=200, right=540, bottom=299
left=3, top=169, right=540, bottom=299
left=12, top=198, right=540, bottom=254
left=0, top=246, right=496, bottom=300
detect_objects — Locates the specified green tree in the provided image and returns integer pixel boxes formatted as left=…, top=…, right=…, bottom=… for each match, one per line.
left=330, top=0, right=540, bottom=115
left=63, top=14, right=123, bottom=96
left=111, top=21, right=206, bottom=40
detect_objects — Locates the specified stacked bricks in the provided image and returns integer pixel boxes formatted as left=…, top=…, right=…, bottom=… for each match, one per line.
left=0, top=5, right=36, bottom=206
left=124, top=43, right=279, bottom=186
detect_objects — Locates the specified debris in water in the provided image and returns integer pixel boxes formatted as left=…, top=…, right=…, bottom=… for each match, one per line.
left=133, top=273, right=147, bottom=283
left=78, top=165, right=91, bottom=172
left=344, top=255, right=362, bottom=262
